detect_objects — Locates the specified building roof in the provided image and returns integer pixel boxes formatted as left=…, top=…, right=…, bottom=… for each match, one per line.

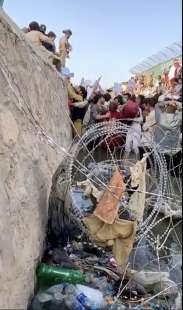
left=130, top=41, right=182, bottom=74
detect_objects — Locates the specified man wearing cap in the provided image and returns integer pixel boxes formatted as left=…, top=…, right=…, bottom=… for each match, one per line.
left=25, top=22, right=53, bottom=47
left=59, top=29, right=72, bottom=67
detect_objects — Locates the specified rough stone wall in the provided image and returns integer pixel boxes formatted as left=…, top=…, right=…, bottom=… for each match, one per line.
left=0, top=10, right=72, bottom=309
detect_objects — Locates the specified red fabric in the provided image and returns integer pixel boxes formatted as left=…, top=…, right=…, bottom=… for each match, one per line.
left=121, top=100, right=139, bottom=119
left=101, top=111, right=125, bottom=150
left=109, top=111, right=121, bottom=119
left=101, top=134, right=125, bottom=150
left=68, top=99, right=74, bottom=108
left=97, top=117, right=109, bottom=123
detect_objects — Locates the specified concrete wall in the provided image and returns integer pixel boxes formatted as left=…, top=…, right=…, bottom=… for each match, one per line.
left=0, top=10, right=72, bottom=309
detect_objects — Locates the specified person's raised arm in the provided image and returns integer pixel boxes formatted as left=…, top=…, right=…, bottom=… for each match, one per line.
left=88, top=76, right=102, bottom=100
left=67, top=82, right=83, bottom=102
left=95, top=111, right=110, bottom=120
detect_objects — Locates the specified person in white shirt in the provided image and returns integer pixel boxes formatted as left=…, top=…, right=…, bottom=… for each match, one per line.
left=141, top=98, right=156, bottom=148
left=127, top=77, right=136, bottom=92
left=168, top=59, right=182, bottom=85
left=124, top=103, right=143, bottom=159
left=174, top=78, right=182, bottom=96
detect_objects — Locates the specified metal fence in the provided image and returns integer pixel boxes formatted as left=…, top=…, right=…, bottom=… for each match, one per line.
left=130, top=41, right=182, bottom=75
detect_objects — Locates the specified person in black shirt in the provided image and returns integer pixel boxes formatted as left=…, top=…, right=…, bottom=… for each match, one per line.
left=43, top=31, right=56, bottom=53
left=40, top=24, right=47, bottom=34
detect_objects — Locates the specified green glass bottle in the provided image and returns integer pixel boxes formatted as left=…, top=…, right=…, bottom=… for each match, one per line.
left=36, top=263, right=86, bottom=289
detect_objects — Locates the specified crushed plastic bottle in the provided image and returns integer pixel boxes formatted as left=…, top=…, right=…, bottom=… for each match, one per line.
left=95, top=277, right=113, bottom=295
left=76, top=284, right=106, bottom=309
left=86, top=274, right=113, bottom=298
left=29, top=292, right=66, bottom=310
left=63, top=283, right=76, bottom=295
left=46, top=283, right=65, bottom=295
left=36, top=292, right=53, bottom=303
left=76, top=292, right=96, bottom=309
left=64, top=295, right=85, bottom=310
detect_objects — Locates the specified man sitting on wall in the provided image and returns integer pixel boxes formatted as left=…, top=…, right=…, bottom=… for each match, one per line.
left=26, top=22, right=61, bottom=69
left=42, top=31, right=57, bottom=53
left=25, top=22, right=53, bottom=47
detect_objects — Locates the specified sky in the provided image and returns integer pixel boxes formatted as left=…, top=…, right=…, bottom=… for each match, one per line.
left=4, top=0, right=182, bottom=88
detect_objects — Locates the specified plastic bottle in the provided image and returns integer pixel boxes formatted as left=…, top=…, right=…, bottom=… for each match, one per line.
left=89, top=276, right=113, bottom=298
left=46, top=283, right=65, bottom=295
left=63, top=283, right=106, bottom=309
left=64, top=296, right=85, bottom=310
left=76, top=284, right=106, bottom=309
left=85, top=272, right=96, bottom=284
left=106, top=304, right=126, bottom=310
left=30, top=293, right=65, bottom=310
left=63, top=284, right=98, bottom=309
left=76, top=292, right=94, bottom=309
left=95, top=277, right=110, bottom=291
left=36, top=292, right=53, bottom=303
left=63, top=284, right=76, bottom=295
left=36, top=263, right=86, bottom=289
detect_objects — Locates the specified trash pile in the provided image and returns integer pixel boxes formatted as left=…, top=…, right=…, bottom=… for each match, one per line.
left=29, top=153, right=181, bottom=309
left=29, top=247, right=176, bottom=310
left=29, top=240, right=179, bottom=309
left=30, top=271, right=167, bottom=309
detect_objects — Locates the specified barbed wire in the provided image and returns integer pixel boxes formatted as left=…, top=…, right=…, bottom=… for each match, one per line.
left=0, top=53, right=182, bottom=304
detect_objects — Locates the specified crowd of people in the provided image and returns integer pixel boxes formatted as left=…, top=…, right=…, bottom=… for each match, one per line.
left=125, top=58, right=182, bottom=98
left=23, top=21, right=72, bottom=70
left=60, top=57, right=182, bottom=160
left=22, top=21, right=182, bottom=159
